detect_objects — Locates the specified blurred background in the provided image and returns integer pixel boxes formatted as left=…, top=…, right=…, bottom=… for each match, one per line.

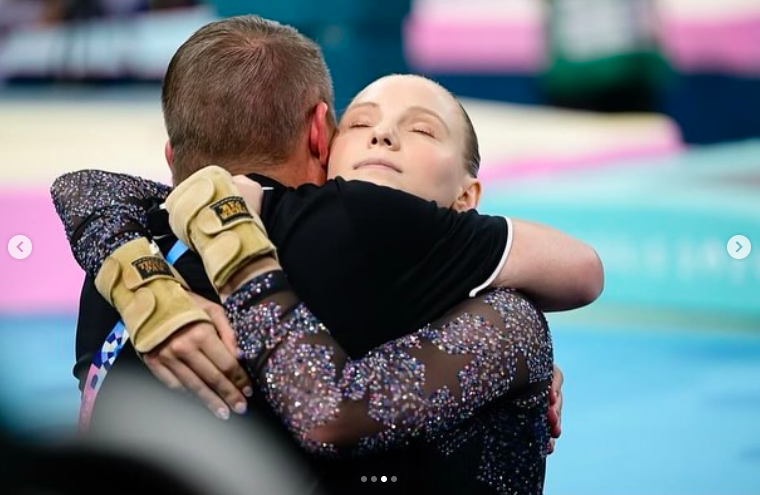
left=0, top=0, right=759, bottom=494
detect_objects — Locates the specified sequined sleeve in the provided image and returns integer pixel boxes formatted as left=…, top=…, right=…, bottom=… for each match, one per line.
left=227, top=271, right=554, bottom=457
left=50, top=170, right=172, bottom=278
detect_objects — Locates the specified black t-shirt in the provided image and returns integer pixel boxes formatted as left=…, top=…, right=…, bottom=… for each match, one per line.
left=74, top=175, right=510, bottom=389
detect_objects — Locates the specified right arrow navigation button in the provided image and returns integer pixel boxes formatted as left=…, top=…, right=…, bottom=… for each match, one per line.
left=728, top=235, right=751, bottom=260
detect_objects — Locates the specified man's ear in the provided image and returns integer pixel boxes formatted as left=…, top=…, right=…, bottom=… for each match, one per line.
left=308, top=101, right=333, bottom=169
left=164, top=140, right=174, bottom=168
left=452, top=177, right=482, bottom=212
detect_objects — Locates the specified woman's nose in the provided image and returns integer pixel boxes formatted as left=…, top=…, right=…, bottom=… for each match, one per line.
left=370, top=128, right=399, bottom=151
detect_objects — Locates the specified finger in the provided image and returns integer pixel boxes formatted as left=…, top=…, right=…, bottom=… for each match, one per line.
left=553, top=365, right=564, bottom=388
left=551, top=409, right=562, bottom=438
left=205, top=306, right=246, bottom=378
left=231, top=176, right=263, bottom=214
left=200, top=327, right=254, bottom=399
left=184, top=295, right=253, bottom=397
left=551, top=420, right=562, bottom=439
left=548, top=439, right=556, bottom=455
left=215, top=310, right=239, bottom=359
left=547, top=390, right=562, bottom=438
left=145, top=359, right=185, bottom=392
left=547, top=402, right=559, bottom=424
left=167, top=358, right=231, bottom=420
left=181, top=346, right=249, bottom=415
left=547, top=405, right=560, bottom=437
left=231, top=175, right=256, bottom=185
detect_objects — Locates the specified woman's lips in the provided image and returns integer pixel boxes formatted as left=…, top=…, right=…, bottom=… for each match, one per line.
left=353, top=158, right=402, bottom=173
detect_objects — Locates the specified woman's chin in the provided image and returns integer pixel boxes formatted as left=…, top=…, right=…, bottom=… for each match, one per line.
left=341, top=168, right=404, bottom=189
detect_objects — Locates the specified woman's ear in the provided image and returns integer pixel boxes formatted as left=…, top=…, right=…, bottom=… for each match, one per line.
left=309, top=101, right=333, bottom=169
left=452, top=177, right=482, bottom=212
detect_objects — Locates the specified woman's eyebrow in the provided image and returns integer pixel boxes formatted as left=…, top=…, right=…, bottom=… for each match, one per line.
left=404, top=106, right=449, bottom=133
left=346, top=101, right=379, bottom=112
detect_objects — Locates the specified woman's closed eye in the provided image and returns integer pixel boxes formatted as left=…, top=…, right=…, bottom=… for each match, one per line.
left=411, top=126, right=435, bottom=138
left=348, top=122, right=371, bottom=129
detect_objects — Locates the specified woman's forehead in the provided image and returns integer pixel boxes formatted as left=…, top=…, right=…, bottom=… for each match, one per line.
left=349, top=76, right=460, bottom=120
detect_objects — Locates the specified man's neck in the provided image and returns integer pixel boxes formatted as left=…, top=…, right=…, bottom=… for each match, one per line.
left=174, top=158, right=315, bottom=190
left=230, top=146, right=321, bottom=188
left=251, top=158, right=308, bottom=188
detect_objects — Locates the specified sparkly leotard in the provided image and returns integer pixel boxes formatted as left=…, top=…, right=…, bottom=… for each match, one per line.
left=51, top=170, right=554, bottom=494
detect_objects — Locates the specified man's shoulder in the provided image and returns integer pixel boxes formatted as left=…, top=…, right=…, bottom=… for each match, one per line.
left=332, top=178, right=435, bottom=204
left=300, top=178, right=439, bottom=217
left=273, top=177, right=428, bottom=202
left=269, top=178, right=437, bottom=230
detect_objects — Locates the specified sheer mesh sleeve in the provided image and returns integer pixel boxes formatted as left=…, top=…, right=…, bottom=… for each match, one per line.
left=226, top=272, right=553, bottom=457
left=50, top=170, right=172, bottom=278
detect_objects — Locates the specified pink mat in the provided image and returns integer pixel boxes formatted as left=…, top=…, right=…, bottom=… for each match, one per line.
left=0, top=189, right=83, bottom=313
left=479, top=139, right=684, bottom=183
left=660, top=16, right=760, bottom=76
left=404, top=11, right=760, bottom=76
left=403, top=14, right=545, bottom=73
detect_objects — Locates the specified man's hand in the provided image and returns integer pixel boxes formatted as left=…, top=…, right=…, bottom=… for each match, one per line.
left=547, top=364, right=564, bottom=454
left=142, top=292, right=253, bottom=420
left=232, top=175, right=264, bottom=216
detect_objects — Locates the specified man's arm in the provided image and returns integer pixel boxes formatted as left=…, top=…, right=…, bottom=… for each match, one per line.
left=339, top=180, right=603, bottom=315
left=491, top=219, right=604, bottom=311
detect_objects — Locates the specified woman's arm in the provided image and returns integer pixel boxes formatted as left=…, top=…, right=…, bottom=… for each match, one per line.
left=223, top=268, right=554, bottom=456
left=50, top=169, right=171, bottom=277
left=50, top=170, right=254, bottom=418
left=158, top=167, right=554, bottom=455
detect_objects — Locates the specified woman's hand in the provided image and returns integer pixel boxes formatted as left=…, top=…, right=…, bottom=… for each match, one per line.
left=232, top=175, right=264, bottom=216
left=143, top=291, right=253, bottom=420
left=212, top=175, right=280, bottom=300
